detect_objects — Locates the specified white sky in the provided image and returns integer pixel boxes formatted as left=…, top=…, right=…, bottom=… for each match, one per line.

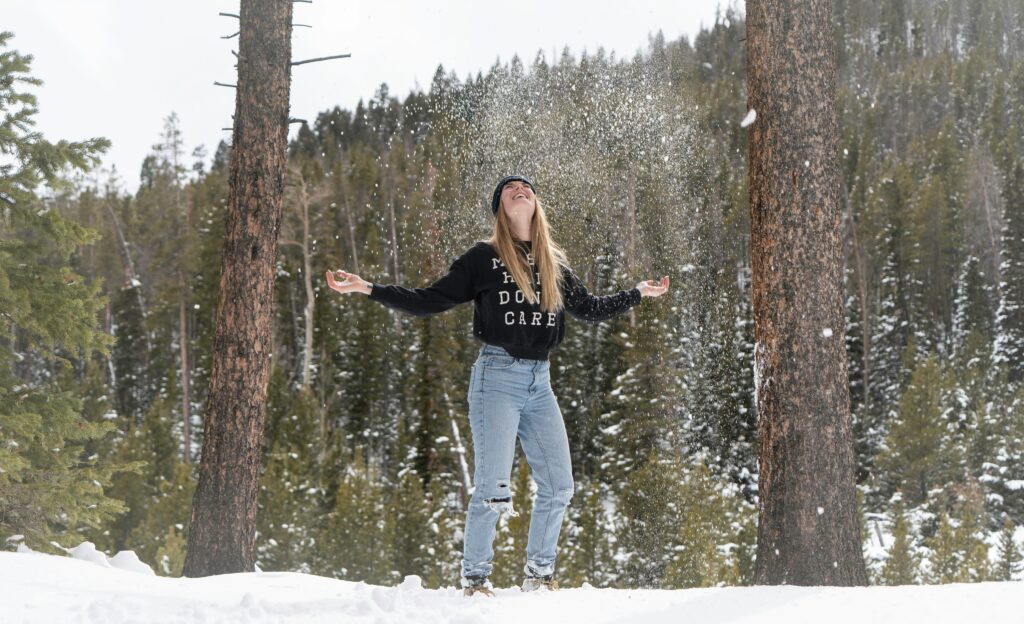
left=3, top=0, right=729, bottom=195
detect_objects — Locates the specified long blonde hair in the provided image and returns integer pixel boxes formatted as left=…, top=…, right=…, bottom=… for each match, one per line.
left=487, top=195, right=569, bottom=313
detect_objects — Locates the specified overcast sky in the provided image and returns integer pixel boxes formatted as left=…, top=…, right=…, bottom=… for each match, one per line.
left=4, top=1, right=729, bottom=195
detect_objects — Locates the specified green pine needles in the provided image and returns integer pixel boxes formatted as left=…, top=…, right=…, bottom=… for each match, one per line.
left=0, top=31, right=140, bottom=552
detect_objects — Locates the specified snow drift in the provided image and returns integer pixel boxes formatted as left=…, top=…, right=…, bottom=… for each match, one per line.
left=2, top=543, right=1021, bottom=624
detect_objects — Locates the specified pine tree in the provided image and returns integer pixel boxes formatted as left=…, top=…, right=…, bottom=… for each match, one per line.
left=862, top=240, right=912, bottom=496
left=951, top=481, right=992, bottom=583
left=110, top=282, right=153, bottom=428
left=318, top=447, right=390, bottom=583
left=663, top=461, right=747, bottom=588
left=127, top=461, right=195, bottom=576
left=0, top=30, right=137, bottom=550
left=559, top=476, right=617, bottom=588
left=877, top=353, right=954, bottom=505
left=879, top=497, right=920, bottom=585
left=558, top=257, right=632, bottom=482
left=183, top=0, right=295, bottom=577
left=992, top=161, right=1024, bottom=382
left=94, top=395, right=177, bottom=555
left=603, top=303, right=683, bottom=482
left=988, top=379, right=1024, bottom=521
left=993, top=517, right=1022, bottom=581
left=746, top=0, right=867, bottom=585
left=134, top=112, right=201, bottom=463
left=616, top=450, right=685, bottom=588
left=925, top=510, right=960, bottom=584
left=422, top=476, right=461, bottom=589
left=686, top=268, right=756, bottom=501
left=257, top=375, right=322, bottom=573
left=951, top=255, right=994, bottom=348
left=385, top=470, right=433, bottom=584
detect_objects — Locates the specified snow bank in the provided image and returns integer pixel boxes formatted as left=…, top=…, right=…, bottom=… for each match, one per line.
left=2, top=546, right=1021, bottom=624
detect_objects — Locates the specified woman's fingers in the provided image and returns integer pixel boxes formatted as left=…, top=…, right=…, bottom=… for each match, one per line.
left=326, top=268, right=360, bottom=294
left=641, top=276, right=670, bottom=297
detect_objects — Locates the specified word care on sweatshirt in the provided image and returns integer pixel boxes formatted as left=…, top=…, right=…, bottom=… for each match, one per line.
left=368, top=240, right=642, bottom=360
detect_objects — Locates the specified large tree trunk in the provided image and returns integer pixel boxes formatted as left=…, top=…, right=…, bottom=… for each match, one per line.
left=746, top=0, right=868, bottom=585
left=183, top=0, right=292, bottom=577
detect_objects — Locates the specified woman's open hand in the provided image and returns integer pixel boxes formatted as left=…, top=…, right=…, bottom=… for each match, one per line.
left=325, top=269, right=371, bottom=295
left=636, top=276, right=669, bottom=298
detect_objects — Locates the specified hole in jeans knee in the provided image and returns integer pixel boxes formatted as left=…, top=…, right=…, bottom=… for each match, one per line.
left=483, top=494, right=520, bottom=518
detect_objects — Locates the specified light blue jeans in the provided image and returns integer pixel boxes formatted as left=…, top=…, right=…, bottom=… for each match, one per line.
left=461, top=344, right=575, bottom=581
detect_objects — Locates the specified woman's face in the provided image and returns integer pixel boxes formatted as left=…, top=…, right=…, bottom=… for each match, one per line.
left=501, top=180, right=536, bottom=221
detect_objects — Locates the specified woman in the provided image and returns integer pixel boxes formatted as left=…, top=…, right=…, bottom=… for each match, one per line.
left=325, top=175, right=669, bottom=596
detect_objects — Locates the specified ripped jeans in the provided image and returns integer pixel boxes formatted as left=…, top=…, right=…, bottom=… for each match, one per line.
left=461, top=344, right=575, bottom=581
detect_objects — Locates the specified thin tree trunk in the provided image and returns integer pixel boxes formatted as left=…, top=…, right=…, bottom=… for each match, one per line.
left=103, top=198, right=150, bottom=351
left=179, top=294, right=191, bottom=464
left=746, top=0, right=868, bottom=585
left=843, top=183, right=870, bottom=413
left=183, top=0, right=292, bottom=577
left=338, top=160, right=360, bottom=274
left=296, top=171, right=316, bottom=390
left=384, top=154, right=402, bottom=336
left=626, top=166, right=639, bottom=325
left=179, top=177, right=195, bottom=465
left=444, top=391, right=472, bottom=503
left=283, top=166, right=321, bottom=390
left=105, top=301, right=115, bottom=386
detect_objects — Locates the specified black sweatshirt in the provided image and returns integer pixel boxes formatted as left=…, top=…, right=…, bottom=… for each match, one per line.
left=367, top=240, right=642, bottom=360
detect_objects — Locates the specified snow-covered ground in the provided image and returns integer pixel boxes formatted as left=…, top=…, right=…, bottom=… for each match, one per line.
left=3, top=543, right=1021, bottom=624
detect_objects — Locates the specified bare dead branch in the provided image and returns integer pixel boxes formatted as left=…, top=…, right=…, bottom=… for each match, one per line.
left=293, top=23, right=312, bottom=28
left=291, top=53, right=351, bottom=66
left=222, top=31, right=240, bottom=39
left=219, top=12, right=240, bottom=19
left=288, top=118, right=308, bottom=125
left=214, top=81, right=237, bottom=88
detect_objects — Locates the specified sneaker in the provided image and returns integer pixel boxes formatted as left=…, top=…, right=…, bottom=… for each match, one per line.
left=521, top=573, right=559, bottom=592
left=461, top=575, right=495, bottom=597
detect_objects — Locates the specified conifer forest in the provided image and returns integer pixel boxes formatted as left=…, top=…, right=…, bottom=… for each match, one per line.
left=2, top=0, right=1023, bottom=589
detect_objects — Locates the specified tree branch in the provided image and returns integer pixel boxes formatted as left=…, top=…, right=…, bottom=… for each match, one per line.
left=291, top=53, right=351, bottom=66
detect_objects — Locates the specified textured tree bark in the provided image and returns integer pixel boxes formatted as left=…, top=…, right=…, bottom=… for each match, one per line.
left=746, top=0, right=868, bottom=585
left=183, top=0, right=292, bottom=577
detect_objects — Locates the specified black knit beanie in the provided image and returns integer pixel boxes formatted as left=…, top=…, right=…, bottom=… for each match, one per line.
left=491, top=175, right=535, bottom=216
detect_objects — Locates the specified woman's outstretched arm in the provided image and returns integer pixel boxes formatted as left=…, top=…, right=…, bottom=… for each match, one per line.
left=561, top=268, right=669, bottom=323
left=326, top=247, right=477, bottom=317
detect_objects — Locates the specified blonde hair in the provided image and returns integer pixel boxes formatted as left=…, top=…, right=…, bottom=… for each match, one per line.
left=487, top=194, right=569, bottom=313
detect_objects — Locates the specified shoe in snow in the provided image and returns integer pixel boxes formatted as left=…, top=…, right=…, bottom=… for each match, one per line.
left=461, top=575, right=495, bottom=597
left=521, top=573, right=559, bottom=592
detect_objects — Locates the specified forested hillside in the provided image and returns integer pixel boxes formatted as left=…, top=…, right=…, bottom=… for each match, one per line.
left=3, top=0, right=1022, bottom=587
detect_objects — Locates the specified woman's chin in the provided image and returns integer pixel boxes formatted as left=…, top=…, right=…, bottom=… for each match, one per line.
left=505, top=210, right=533, bottom=221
